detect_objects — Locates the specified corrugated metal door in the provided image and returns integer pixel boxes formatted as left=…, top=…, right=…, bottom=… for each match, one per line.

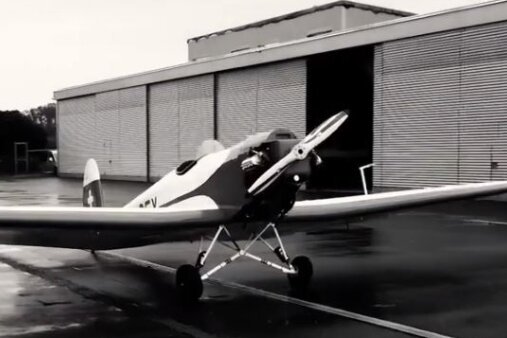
left=118, top=87, right=147, bottom=179
left=95, top=91, right=120, bottom=177
left=217, top=60, right=306, bottom=147
left=149, top=75, right=214, bottom=180
left=373, top=45, right=384, bottom=186
left=178, top=76, right=214, bottom=161
left=257, top=61, right=306, bottom=138
left=217, top=68, right=258, bottom=147
left=460, top=21, right=507, bottom=182
left=149, top=81, right=179, bottom=179
left=58, top=96, right=95, bottom=174
left=374, top=31, right=462, bottom=188
left=94, top=86, right=146, bottom=180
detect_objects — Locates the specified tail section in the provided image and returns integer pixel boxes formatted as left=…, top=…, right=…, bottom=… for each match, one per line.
left=83, top=159, right=104, bottom=207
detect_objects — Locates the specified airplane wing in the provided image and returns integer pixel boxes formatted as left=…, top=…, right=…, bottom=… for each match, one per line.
left=0, top=181, right=505, bottom=250
left=0, top=206, right=235, bottom=250
left=285, top=181, right=507, bottom=222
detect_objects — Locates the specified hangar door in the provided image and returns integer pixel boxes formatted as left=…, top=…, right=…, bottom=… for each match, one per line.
left=58, top=96, right=95, bottom=175
left=149, top=75, right=214, bottom=180
left=374, top=31, right=462, bottom=188
left=217, top=60, right=306, bottom=147
left=58, top=86, right=147, bottom=180
left=459, top=22, right=507, bottom=182
left=375, top=21, right=507, bottom=189
left=94, top=87, right=147, bottom=180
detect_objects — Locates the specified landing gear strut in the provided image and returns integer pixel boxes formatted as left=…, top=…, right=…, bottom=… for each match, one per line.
left=175, top=222, right=313, bottom=301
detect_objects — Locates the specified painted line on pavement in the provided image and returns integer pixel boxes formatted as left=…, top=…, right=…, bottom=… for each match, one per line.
left=465, top=219, right=507, bottom=226
left=100, top=251, right=453, bottom=338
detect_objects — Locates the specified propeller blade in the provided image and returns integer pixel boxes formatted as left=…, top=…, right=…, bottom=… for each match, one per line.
left=248, top=153, right=295, bottom=195
left=247, top=111, right=349, bottom=196
left=300, top=110, right=349, bottom=150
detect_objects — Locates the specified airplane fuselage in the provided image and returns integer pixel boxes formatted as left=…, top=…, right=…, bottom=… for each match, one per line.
left=125, top=129, right=312, bottom=223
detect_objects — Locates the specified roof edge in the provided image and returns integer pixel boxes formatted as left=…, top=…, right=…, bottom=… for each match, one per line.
left=187, top=0, right=414, bottom=43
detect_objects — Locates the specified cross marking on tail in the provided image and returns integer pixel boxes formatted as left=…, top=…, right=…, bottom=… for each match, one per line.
left=87, top=190, right=94, bottom=207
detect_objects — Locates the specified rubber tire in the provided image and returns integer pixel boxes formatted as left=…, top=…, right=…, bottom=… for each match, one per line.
left=176, top=264, right=203, bottom=301
left=288, top=256, right=313, bottom=291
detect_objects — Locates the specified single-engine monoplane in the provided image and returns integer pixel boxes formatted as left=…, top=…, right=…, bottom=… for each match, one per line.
left=1, top=110, right=507, bottom=300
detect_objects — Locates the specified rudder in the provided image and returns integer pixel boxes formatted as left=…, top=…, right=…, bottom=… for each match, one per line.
left=83, top=159, right=104, bottom=207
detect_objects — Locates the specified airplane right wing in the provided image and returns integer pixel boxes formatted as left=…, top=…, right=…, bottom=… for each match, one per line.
left=285, top=181, right=507, bottom=222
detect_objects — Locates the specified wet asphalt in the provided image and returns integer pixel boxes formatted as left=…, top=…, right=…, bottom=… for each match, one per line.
left=0, top=177, right=507, bottom=337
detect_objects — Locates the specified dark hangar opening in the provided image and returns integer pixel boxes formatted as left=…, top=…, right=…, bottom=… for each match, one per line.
left=306, top=46, right=374, bottom=193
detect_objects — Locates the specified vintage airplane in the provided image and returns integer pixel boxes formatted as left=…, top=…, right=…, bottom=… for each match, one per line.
left=1, top=110, right=507, bottom=301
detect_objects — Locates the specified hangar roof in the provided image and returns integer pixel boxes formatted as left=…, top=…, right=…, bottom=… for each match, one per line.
left=55, top=0, right=507, bottom=100
left=187, top=0, right=413, bottom=43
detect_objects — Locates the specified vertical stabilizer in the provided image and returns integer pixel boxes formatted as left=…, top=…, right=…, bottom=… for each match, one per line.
left=83, top=159, right=104, bottom=207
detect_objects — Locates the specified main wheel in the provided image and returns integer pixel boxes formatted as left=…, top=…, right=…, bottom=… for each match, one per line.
left=176, top=264, right=203, bottom=301
left=287, top=256, right=313, bottom=291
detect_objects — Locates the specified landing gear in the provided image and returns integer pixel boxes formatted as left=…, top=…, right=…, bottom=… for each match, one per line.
left=287, top=256, right=313, bottom=291
left=175, top=222, right=313, bottom=301
left=175, top=264, right=203, bottom=301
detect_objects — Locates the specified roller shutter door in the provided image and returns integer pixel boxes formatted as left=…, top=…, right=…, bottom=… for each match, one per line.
left=217, top=60, right=306, bottom=147
left=149, top=75, right=213, bottom=180
left=178, top=76, right=214, bottom=162
left=118, top=87, right=147, bottom=179
left=95, top=88, right=147, bottom=179
left=95, top=91, right=120, bottom=177
left=58, top=96, right=95, bottom=175
left=59, top=86, right=146, bottom=180
left=460, top=22, right=507, bottom=182
left=373, top=46, right=384, bottom=186
left=375, top=21, right=507, bottom=188
left=374, top=31, right=462, bottom=188
left=217, top=68, right=257, bottom=147
left=149, top=81, right=179, bottom=179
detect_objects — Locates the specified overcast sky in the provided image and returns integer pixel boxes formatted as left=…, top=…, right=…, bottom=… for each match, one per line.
left=0, top=0, right=493, bottom=110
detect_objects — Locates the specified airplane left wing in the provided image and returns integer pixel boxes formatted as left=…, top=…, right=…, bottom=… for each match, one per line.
left=0, top=206, right=232, bottom=229
left=0, top=206, right=235, bottom=250
left=285, top=181, right=507, bottom=222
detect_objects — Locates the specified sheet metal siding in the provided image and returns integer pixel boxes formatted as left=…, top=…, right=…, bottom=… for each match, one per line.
left=217, top=60, right=306, bottom=147
left=58, top=96, right=96, bottom=174
left=58, top=87, right=146, bottom=180
left=375, top=20, right=507, bottom=188
left=460, top=22, right=507, bottom=182
left=149, top=75, right=214, bottom=180
left=149, top=81, right=179, bottom=179
left=118, top=87, right=147, bottom=178
left=178, top=76, right=214, bottom=162
left=375, top=30, right=461, bottom=188
left=373, top=45, right=384, bottom=186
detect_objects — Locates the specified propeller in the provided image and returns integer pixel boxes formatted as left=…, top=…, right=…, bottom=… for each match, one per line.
left=247, top=110, right=349, bottom=196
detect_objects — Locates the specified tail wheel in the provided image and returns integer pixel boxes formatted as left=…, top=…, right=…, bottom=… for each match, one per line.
left=287, top=256, right=313, bottom=291
left=176, top=264, right=203, bottom=301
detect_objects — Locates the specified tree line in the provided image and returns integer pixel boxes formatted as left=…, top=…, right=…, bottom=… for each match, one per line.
left=0, top=103, right=56, bottom=173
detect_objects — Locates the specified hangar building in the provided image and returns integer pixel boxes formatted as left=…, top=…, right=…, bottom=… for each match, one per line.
left=55, top=0, right=507, bottom=192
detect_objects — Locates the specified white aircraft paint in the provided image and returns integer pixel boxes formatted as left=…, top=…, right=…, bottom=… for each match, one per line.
left=83, top=159, right=100, bottom=187
left=165, top=196, right=219, bottom=211
left=124, top=149, right=231, bottom=209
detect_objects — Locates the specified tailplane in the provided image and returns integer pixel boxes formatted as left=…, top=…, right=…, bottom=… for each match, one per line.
left=83, top=159, right=104, bottom=207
